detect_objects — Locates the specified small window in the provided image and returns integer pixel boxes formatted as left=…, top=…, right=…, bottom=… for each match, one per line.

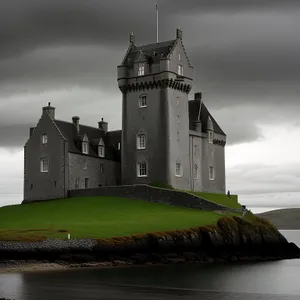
left=177, top=114, right=180, bottom=124
left=98, top=146, right=105, bottom=158
left=209, top=166, right=215, bottom=180
left=54, top=181, right=57, bottom=187
left=208, top=131, right=214, bottom=144
left=137, top=134, right=146, bottom=149
left=193, top=165, right=198, bottom=179
left=139, top=95, right=147, bottom=108
left=175, top=161, right=181, bottom=177
left=176, top=97, right=179, bottom=105
left=178, top=65, right=183, bottom=76
left=75, top=178, right=80, bottom=189
left=40, top=158, right=49, bottom=173
left=100, top=164, right=104, bottom=173
left=30, top=184, right=33, bottom=191
left=82, top=142, right=89, bottom=154
left=137, top=160, right=147, bottom=177
left=138, top=63, right=145, bottom=76
left=178, top=53, right=181, bottom=61
left=85, top=178, right=89, bottom=189
left=83, top=161, right=87, bottom=170
left=42, top=134, right=48, bottom=144
left=177, top=131, right=179, bottom=141
left=118, top=142, right=121, bottom=150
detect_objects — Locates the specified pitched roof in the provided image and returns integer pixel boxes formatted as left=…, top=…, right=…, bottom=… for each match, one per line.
left=123, top=40, right=176, bottom=65
left=54, top=120, right=121, bottom=161
left=188, top=100, right=226, bottom=136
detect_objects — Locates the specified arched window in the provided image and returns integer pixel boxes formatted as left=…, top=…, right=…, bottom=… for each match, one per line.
left=193, top=165, right=198, bottom=179
left=137, top=158, right=148, bottom=177
left=98, top=138, right=105, bottom=158
left=175, top=160, right=181, bottom=177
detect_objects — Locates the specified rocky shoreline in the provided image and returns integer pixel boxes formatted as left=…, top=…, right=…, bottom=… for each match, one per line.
left=1, top=216, right=300, bottom=273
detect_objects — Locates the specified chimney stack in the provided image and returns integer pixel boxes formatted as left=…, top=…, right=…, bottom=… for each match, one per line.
left=72, top=116, right=80, bottom=134
left=130, top=32, right=135, bottom=44
left=195, top=92, right=202, bottom=100
left=98, top=118, right=108, bottom=133
left=42, top=102, right=55, bottom=119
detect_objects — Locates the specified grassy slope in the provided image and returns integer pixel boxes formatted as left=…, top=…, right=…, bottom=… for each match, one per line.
left=185, top=191, right=241, bottom=209
left=257, top=208, right=300, bottom=230
left=0, top=196, right=237, bottom=241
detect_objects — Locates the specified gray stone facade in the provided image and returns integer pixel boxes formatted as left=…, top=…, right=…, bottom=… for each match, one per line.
left=23, top=28, right=226, bottom=203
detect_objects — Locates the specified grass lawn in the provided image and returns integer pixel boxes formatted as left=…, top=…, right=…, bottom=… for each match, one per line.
left=0, top=196, right=237, bottom=241
left=184, top=191, right=241, bottom=209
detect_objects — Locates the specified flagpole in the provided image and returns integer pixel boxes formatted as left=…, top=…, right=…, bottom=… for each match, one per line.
left=156, top=1, right=159, bottom=43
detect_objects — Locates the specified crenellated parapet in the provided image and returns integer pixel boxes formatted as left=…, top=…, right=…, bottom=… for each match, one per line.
left=119, top=78, right=192, bottom=94
left=213, top=139, right=226, bottom=147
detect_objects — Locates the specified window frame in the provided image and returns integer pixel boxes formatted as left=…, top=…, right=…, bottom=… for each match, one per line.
left=209, top=166, right=215, bottom=181
left=137, top=160, right=147, bottom=177
left=178, top=64, right=183, bottom=76
left=82, top=142, right=89, bottom=154
left=41, top=133, right=48, bottom=144
left=40, top=158, right=49, bottom=173
left=175, top=160, right=181, bottom=177
left=137, top=134, right=146, bottom=150
left=98, top=145, right=105, bottom=158
left=138, top=63, right=145, bottom=76
left=139, top=95, right=147, bottom=108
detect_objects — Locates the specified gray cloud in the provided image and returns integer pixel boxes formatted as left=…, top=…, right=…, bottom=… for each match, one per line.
left=0, top=0, right=300, bottom=148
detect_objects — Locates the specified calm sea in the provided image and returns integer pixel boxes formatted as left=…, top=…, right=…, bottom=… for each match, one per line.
left=0, top=230, right=300, bottom=300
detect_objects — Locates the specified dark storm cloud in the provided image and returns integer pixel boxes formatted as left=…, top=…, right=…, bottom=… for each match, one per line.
left=0, top=0, right=300, bottom=147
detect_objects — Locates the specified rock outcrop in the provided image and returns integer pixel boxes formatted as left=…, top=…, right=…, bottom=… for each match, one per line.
left=0, top=216, right=299, bottom=270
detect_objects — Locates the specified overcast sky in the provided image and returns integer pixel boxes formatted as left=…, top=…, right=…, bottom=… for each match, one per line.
left=0, top=0, right=300, bottom=210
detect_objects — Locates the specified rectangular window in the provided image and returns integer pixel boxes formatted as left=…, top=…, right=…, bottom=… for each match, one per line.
left=118, top=142, right=121, bottom=150
left=54, top=181, right=57, bottom=187
left=137, top=134, right=146, bottom=149
left=139, top=95, right=147, bottom=108
left=209, top=166, right=215, bottom=180
left=82, top=142, right=89, bottom=154
left=178, top=65, right=183, bottom=76
left=175, top=162, right=181, bottom=177
left=193, top=165, right=198, bottom=179
left=178, top=53, right=181, bottom=61
left=42, top=134, right=48, bottom=144
left=83, top=161, right=87, bottom=170
left=208, top=131, right=214, bottom=144
left=138, top=63, right=145, bottom=76
left=98, top=146, right=105, bottom=158
left=85, top=178, right=89, bottom=189
left=100, top=164, right=104, bottom=173
left=75, top=178, right=80, bottom=189
left=137, top=162, right=147, bottom=177
left=40, top=158, right=49, bottom=173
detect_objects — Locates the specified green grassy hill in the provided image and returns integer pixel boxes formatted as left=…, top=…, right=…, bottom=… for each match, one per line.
left=257, top=208, right=300, bottom=230
left=0, top=196, right=238, bottom=241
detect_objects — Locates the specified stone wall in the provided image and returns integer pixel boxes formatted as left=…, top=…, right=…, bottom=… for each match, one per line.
left=68, top=184, right=241, bottom=212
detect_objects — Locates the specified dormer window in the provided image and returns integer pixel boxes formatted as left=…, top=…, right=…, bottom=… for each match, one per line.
left=178, top=65, right=183, bottom=76
left=42, top=134, right=48, bottom=144
left=98, top=146, right=105, bottom=158
left=138, top=63, right=145, bottom=76
left=139, top=95, right=147, bottom=108
left=208, top=131, right=214, bottom=144
left=82, top=142, right=89, bottom=154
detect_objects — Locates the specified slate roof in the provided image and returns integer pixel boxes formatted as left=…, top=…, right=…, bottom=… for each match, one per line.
left=123, top=40, right=176, bottom=65
left=188, top=100, right=226, bottom=136
left=54, top=120, right=121, bottom=161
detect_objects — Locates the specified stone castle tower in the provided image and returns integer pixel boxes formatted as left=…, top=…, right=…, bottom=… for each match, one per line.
left=117, top=29, right=194, bottom=189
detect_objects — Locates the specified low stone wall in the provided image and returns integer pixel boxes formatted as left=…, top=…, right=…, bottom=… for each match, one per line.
left=68, top=184, right=240, bottom=212
left=1, top=217, right=299, bottom=269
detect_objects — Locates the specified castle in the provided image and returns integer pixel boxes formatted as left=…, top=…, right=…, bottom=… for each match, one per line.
left=23, top=29, right=226, bottom=202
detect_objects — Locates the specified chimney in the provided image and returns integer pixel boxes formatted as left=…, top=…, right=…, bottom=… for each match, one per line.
left=42, top=102, right=55, bottom=119
left=130, top=32, right=135, bottom=44
left=98, top=118, right=108, bottom=133
left=72, top=116, right=80, bottom=134
left=176, top=28, right=182, bottom=40
left=29, top=127, right=36, bottom=137
left=195, top=92, right=202, bottom=100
